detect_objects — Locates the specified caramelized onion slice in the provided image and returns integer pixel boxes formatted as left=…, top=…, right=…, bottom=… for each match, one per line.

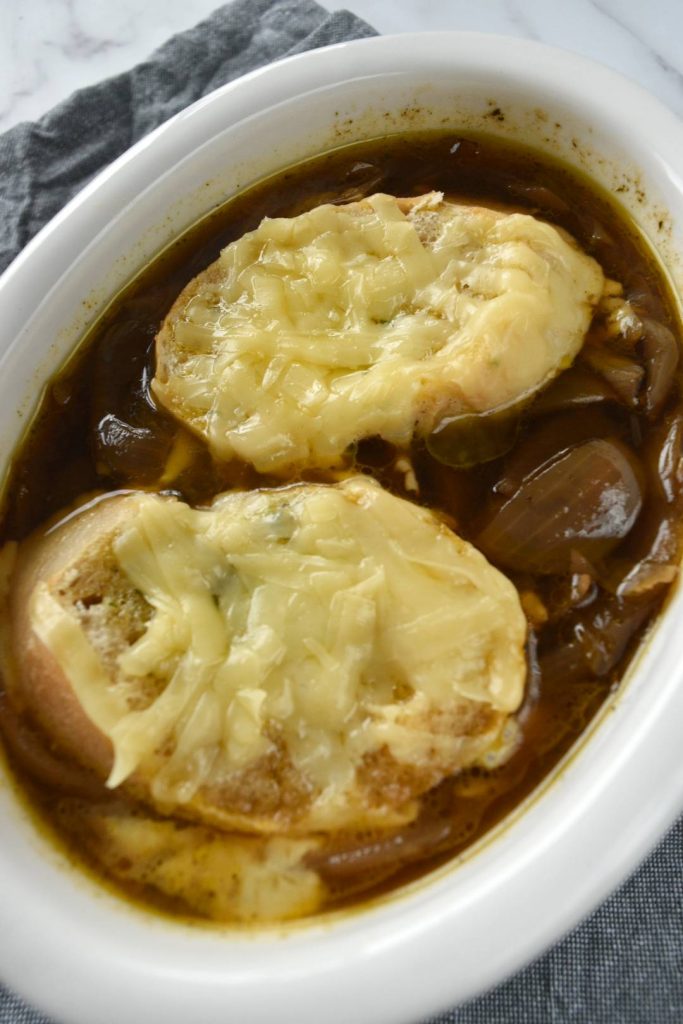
left=649, top=411, right=683, bottom=505
left=539, top=594, right=656, bottom=687
left=601, top=509, right=681, bottom=599
left=640, top=318, right=680, bottom=418
left=426, top=400, right=523, bottom=469
left=90, top=321, right=176, bottom=483
left=94, top=413, right=173, bottom=483
left=477, top=439, right=643, bottom=574
left=310, top=819, right=455, bottom=884
left=505, top=183, right=571, bottom=216
left=529, top=365, right=616, bottom=417
left=614, top=561, right=678, bottom=598
left=492, top=407, right=621, bottom=499
left=628, top=277, right=666, bottom=320
left=583, top=349, right=644, bottom=408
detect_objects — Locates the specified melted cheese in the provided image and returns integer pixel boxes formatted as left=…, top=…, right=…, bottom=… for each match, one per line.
left=81, top=810, right=323, bottom=922
left=153, top=192, right=604, bottom=473
left=31, top=478, right=527, bottom=830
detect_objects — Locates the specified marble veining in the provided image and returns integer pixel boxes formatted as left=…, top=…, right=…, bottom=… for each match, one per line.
left=349, top=0, right=683, bottom=116
left=1, top=0, right=681, bottom=134
left=1, top=0, right=221, bottom=132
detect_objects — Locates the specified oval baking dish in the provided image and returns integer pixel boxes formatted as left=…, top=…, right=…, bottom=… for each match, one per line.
left=1, top=32, right=683, bottom=1024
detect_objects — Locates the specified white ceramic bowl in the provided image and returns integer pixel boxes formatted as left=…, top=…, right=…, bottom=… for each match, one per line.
left=1, top=32, right=683, bottom=1024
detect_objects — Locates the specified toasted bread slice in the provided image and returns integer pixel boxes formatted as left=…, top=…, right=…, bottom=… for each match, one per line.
left=55, top=800, right=323, bottom=922
left=153, top=192, right=604, bottom=474
left=4, top=478, right=526, bottom=835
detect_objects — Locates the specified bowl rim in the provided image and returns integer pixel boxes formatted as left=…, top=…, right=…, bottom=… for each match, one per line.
left=1, top=30, right=683, bottom=1024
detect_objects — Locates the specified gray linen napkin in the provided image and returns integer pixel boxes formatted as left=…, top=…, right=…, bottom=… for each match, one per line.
left=0, top=2, right=682, bottom=1022
left=0, top=0, right=375, bottom=273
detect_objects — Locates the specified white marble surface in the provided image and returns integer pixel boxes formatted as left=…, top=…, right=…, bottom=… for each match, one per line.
left=1, top=0, right=682, bottom=134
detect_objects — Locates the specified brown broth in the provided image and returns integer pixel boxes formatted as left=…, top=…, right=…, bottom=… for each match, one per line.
left=1, top=130, right=682, bottom=923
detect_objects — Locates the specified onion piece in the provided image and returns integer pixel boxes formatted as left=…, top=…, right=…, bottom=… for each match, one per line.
left=505, top=183, right=571, bottom=216
left=493, top=407, right=621, bottom=500
left=529, top=365, right=616, bottom=417
left=476, top=438, right=643, bottom=574
left=639, top=318, right=680, bottom=418
left=583, top=349, right=644, bottom=407
left=614, top=561, right=678, bottom=598
left=310, top=819, right=455, bottom=883
left=94, top=413, right=173, bottom=483
left=426, top=399, right=523, bottom=469
left=627, top=276, right=666, bottom=320
left=601, top=513, right=681, bottom=599
left=539, top=595, right=656, bottom=686
left=650, top=412, right=683, bottom=505
left=90, top=320, right=176, bottom=482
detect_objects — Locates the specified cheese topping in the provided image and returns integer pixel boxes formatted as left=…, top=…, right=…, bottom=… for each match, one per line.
left=31, top=477, right=526, bottom=830
left=153, top=192, right=604, bottom=473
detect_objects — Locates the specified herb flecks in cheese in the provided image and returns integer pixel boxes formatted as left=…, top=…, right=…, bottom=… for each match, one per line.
left=153, top=193, right=604, bottom=473
left=31, top=479, right=527, bottom=832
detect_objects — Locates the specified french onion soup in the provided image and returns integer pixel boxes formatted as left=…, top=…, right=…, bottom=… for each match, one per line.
left=0, top=132, right=681, bottom=924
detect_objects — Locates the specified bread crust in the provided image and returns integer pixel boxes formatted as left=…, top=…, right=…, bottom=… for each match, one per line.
left=6, top=496, right=133, bottom=778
